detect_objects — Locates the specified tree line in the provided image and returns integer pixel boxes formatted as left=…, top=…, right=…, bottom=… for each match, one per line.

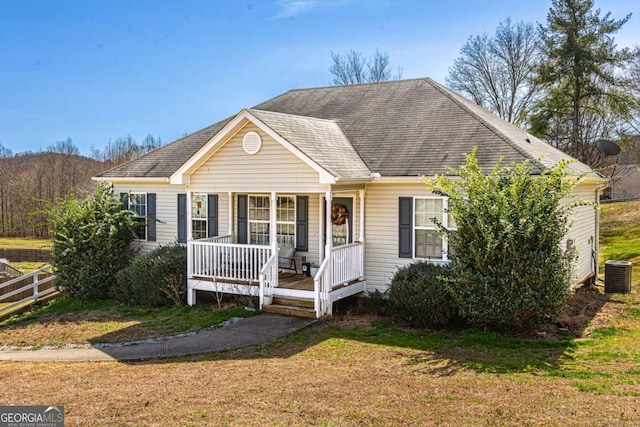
left=0, top=135, right=163, bottom=238
left=330, top=0, right=640, bottom=167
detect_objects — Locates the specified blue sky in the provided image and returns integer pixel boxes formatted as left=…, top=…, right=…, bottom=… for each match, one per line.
left=1, top=0, right=638, bottom=156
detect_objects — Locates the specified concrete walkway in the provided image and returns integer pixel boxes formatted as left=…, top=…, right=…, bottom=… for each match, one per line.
left=0, top=313, right=316, bottom=362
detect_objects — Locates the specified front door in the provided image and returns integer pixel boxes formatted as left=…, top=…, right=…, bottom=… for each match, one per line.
left=327, top=197, right=353, bottom=247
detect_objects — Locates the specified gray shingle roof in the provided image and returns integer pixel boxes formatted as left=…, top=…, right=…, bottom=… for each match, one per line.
left=98, top=78, right=593, bottom=179
left=98, top=119, right=231, bottom=178
left=248, top=109, right=370, bottom=179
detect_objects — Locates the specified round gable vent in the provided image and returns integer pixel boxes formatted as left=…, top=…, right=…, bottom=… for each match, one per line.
left=242, top=131, right=262, bottom=155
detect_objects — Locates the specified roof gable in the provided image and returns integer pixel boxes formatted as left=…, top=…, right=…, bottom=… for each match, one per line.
left=170, top=109, right=361, bottom=185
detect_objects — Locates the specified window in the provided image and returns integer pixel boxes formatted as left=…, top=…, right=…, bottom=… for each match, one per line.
left=276, top=196, right=295, bottom=248
left=248, top=195, right=296, bottom=246
left=192, top=194, right=207, bottom=240
left=249, top=195, right=270, bottom=245
left=129, top=193, right=147, bottom=240
left=414, top=197, right=454, bottom=260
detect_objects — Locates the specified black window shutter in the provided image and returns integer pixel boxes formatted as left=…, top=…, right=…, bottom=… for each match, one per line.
left=146, top=193, right=156, bottom=241
left=207, top=194, right=218, bottom=238
left=398, top=197, right=413, bottom=258
left=237, top=194, right=248, bottom=244
left=296, top=195, right=308, bottom=251
left=177, top=194, right=187, bottom=243
left=120, top=192, right=129, bottom=210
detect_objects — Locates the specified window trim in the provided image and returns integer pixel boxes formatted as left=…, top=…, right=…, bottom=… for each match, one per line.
left=412, top=196, right=453, bottom=261
left=129, top=192, right=147, bottom=241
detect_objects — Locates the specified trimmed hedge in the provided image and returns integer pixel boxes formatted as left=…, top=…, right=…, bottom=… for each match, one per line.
left=112, top=243, right=187, bottom=307
left=387, top=261, right=459, bottom=328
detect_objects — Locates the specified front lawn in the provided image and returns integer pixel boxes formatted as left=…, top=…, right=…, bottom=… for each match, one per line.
left=0, top=201, right=637, bottom=425
left=1, top=298, right=639, bottom=425
left=0, top=298, right=254, bottom=348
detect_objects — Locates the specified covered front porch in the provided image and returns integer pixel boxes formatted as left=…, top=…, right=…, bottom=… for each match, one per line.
left=186, top=190, right=366, bottom=318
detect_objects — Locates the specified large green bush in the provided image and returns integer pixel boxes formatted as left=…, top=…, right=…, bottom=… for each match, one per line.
left=112, top=243, right=187, bottom=307
left=387, top=261, right=459, bottom=328
left=428, top=148, right=586, bottom=332
left=44, top=184, right=137, bottom=300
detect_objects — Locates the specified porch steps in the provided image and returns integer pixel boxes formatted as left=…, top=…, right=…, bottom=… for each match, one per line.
left=262, top=295, right=316, bottom=318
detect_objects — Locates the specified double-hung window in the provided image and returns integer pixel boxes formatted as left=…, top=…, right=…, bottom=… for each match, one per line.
left=248, top=195, right=296, bottom=246
left=414, top=197, right=454, bottom=260
left=191, top=194, right=207, bottom=239
left=129, top=193, right=147, bottom=240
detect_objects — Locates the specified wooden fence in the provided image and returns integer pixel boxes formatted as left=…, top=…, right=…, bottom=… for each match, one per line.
left=0, top=248, right=51, bottom=263
left=0, top=266, right=57, bottom=317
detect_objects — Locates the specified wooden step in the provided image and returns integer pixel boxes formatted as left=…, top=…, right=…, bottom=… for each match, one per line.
left=262, top=304, right=317, bottom=318
left=272, top=295, right=314, bottom=309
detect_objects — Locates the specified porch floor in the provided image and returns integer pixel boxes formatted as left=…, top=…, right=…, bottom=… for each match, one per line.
left=191, top=272, right=314, bottom=291
left=279, top=273, right=314, bottom=291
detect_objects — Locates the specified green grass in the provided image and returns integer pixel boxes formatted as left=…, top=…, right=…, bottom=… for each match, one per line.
left=599, top=201, right=640, bottom=284
left=0, top=297, right=256, bottom=346
left=0, top=237, right=52, bottom=249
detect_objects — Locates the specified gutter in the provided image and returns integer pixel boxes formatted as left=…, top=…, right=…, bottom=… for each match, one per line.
left=92, top=176, right=170, bottom=184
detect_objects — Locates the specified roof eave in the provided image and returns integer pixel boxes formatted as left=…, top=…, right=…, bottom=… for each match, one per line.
left=92, top=176, right=170, bottom=183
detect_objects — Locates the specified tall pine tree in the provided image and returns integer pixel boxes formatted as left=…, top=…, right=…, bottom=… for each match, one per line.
left=530, top=0, right=637, bottom=165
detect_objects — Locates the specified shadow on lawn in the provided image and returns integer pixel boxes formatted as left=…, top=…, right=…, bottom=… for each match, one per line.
left=112, top=285, right=612, bottom=375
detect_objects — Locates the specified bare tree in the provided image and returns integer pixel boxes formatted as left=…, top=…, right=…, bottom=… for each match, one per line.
left=447, top=19, right=542, bottom=125
left=91, top=134, right=164, bottom=165
left=330, top=49, right=403, bottom=85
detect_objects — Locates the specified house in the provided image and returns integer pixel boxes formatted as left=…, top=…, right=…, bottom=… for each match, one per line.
left=602, top=164, right=640, bottom=201
left=94, top=78, right=606, bottom=318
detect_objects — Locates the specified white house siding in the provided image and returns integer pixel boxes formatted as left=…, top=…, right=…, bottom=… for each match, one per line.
left=189, top=123, right=327, bottom=193
left=363, top=180, right=599, bottom=293
left=364, top=182, right=430, bottom=293
left=567, top=183, right=598, bottom=284
left=110, top=182, right=182, bottom=253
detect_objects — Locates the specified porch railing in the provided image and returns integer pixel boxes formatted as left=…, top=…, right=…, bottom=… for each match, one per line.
left=313, top=241, right=364, bottom=317
left=259, top=253, right=278, bottom=307
left=189, top=236, right=272, bottom=283
left=331, top=242, right=364, bottom=287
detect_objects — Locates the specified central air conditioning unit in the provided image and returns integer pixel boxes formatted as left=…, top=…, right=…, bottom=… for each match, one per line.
left=604, top=260, right=632, bottom=294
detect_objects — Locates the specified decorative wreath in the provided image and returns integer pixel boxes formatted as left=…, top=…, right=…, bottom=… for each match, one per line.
left=331, top=203, right=349, bottom=226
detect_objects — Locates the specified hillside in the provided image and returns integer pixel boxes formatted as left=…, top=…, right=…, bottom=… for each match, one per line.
left=0, top=152, right=108, bottom=237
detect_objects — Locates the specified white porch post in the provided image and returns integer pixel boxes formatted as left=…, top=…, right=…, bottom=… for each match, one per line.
left=358, top=189, right=365, bottom=243
left=318, top=193, right=324, bottom=261
left=359, top=189, right=365, bottom=280
left=186, top=188, right=195, bottom=306
left=270, top=191, right=278, bottom=256
left=325, top=190, right=333, bottom=315
left=186, top=189, right=193, bottom=241
left=228, top=192, right=233, bottom=237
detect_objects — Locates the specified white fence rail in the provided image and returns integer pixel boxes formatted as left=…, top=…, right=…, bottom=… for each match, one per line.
left=0, top=266, right=57, bottom=315
left=189, top=237, right=273, bottom=284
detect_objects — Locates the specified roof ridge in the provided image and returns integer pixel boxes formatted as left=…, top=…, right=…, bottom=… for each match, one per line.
left=248, top=108, right=339, bottom=124
left=271, top=77, right=432, bottom=94
left=425, top=79, right=541, bottom=167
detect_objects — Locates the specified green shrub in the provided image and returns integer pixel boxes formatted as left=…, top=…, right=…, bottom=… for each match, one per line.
left=387, top=261, right=459, bottom=328
left=113, top=243, right=187, bottom=307
left=428, top=147, right=586, bottom=332
left=43, top=184, right=137, bottom=300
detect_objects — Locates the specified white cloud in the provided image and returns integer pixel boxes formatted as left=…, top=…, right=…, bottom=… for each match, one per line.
left=275, top=0, right=319, bottom=18
left=273, top=0, right=350, bottom=19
